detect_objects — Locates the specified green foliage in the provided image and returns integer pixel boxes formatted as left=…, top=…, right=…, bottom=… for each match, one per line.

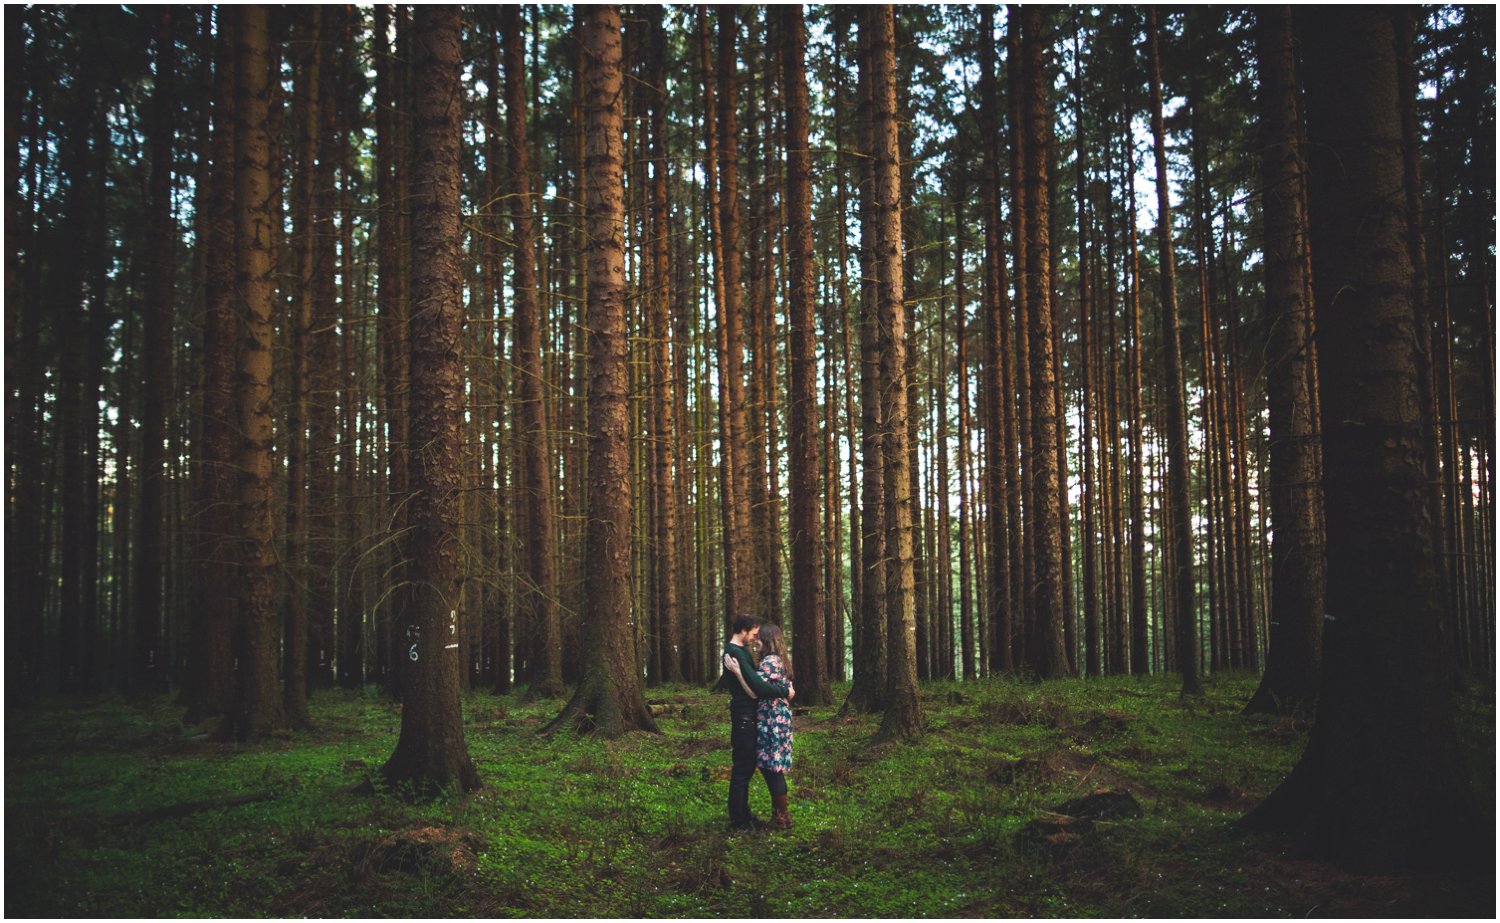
left=6, top=677, right=1492, bottom=917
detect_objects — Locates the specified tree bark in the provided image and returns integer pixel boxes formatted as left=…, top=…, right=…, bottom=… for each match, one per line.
left=374, top=4, right=409, bottom=697
left=135, top=8, right=176, bottom=694
left=978, top=4, right=1014, bottom=676
left=1019, top=6, right=1069, bottom=680
left=380, top=5, right=481, bottom=795
left=1244, top=5, right=1324, bottom=716
left=1242, top=7, right=1481, bottom=871
left=185, top=9, right=238, bottom=721
left=501, top=5, right=563, bottom=700
left=782, top=4, right=831, bottom=706
left=842, top=13, right=887, bottom=716
left=1120, top=11, right=1151, bottom=676
left=643, top=6, right=682, bottom=686
left=1146, top=6, right=1202, bottom=695
left=219, top=4, right=287, bottom=743
left=544, top=5, right=660, bottom=739
left=869, top=5, right=923, bottom=742
left=305, top=7, right=341, bottom=695
left=713, top=7, right=753, bottom=629
left=283, top=6, right=320, bottom=727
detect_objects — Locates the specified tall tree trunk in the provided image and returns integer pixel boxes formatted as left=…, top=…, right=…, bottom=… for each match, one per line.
left=843, top=14, right=887, bottom=716
left=781, top=4, right=831, bottom=705
left=57, top=55, right=98, bottom=693
left=4, top=8, right=44, bottom=699
left=481, top=15, right=510, bottom=692
left=955, top=188, right=976, bottom=682
left=713, top=7, right=753, bottom=629
left=336, top=18, right=363, bottom=690
left=644, top=6, right=682, bottom=685
left=1018, top=6, right=1069, bottom=680
left=869, top=4, right=923, bottom=742
left=1072, top=25, right=1100, bottom=678
left=545, top=5, right=659, bottom=738
left=374, top=4, right=409, bottom=697
left=1244, top=6, right=1324, bottom=716
left=1100, top=88, right=1130, bottom=676
left=978, top=5, right=1014, bottom=676
left=136, top=8, right=176, bottom=694
left=219, top=4, right=286, bottom=742
left=1006, top=9, right=1035, bottom=671
left=831, top=14, right=861, bottom=688
left=1120, top=13, right=1151, bottom=675
left=1242, top=7, right=1481, bottom=871
left=380, top=5, right=481, bottom=795
left=185, top=9, right=238, bottom=721
left=283, top=7, right=320, bottom=726
left=501, top=5, right=563, bottom=700
left=934, top=201, right=956, bottom=681
left=1392, top=7, right=1450, bottom=669
left=1146, top=6, right=1202, bottom=695
left=305, top=8, right=341, bottom=695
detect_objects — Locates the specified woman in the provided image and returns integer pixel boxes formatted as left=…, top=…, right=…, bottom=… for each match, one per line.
left=724, top=623, right=795, bottom=829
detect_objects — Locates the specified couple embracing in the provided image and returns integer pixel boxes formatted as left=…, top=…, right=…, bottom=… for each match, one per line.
left=718, top=615, right=796, bottom=832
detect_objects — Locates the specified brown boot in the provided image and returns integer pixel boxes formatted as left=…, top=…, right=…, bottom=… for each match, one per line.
left=771, top=794, right=793, bottom=830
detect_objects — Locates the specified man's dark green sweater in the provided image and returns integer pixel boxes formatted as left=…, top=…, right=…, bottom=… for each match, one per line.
left=719, top=642, right=789, bottom=717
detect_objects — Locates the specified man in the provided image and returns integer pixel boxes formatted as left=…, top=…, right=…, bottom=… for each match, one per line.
left=719, top=615, right=791, bottom=831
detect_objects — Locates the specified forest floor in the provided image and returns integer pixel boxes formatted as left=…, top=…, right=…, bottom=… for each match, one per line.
left=6, top=673, right=1494, bottom=918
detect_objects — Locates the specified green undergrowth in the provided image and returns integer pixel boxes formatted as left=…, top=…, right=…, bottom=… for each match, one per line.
left=6, top=675, right=1493, bottom=918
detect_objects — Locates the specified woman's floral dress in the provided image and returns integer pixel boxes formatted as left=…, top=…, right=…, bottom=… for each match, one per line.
left=755, top=654, right=794, bottom=772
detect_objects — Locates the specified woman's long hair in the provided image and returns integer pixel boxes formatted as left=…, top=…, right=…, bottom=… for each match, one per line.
left=756, top=623, right=792, bottom=679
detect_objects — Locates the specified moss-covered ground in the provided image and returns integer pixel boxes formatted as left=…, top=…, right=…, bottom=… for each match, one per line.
left=6, top=674, right=1493, bottom=917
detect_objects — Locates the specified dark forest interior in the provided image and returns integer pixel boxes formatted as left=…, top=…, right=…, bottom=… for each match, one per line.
left=5, top=4, right=1495, bottom=916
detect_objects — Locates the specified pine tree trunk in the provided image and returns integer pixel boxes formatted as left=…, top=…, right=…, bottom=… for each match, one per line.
left=219, top=4, right=286, bottom=742
left=1006, top=9, right=1035, bottom=671
left=481, top=17, right=510, bottom=692
left=843, top=13, right=887, bottom=716
left=1242, top=7, right=1482, bottom=870
left=500, top=6, right=563, bottom=700
left=1073, top=31, right=1099, bottom=678
left=955, top=190, right=977, bottom=681
left=545, top=5, right=659, bottom=739
left=135, top=9, right=176, bottom=694
left=643, top=6, right=682, bottom=686
left=185, top=10, right=238, bottom=721
left=1244, top=8, right=1325, bottom=717
left=782, top=4, right=831, bottom=705
left=1018, top=6, right=1069, bottom=680
left=374, top=4, right=409, bottom=697
left=380, top=5, right=481, bottom=795
left=305, top=9, right=341, bottom=694
left=57, top=55, right=99, bottom=693
left=714, top=8, right=753, bottom=628
left=336, top=25, right=363, bottom=690
left=5, top=11, right=44, bottom=698
left=283, top=8, right=320, bottom=726
left=1120, top=14, right=1151, bottom=675
left=869, top=4, right=923, bottom=742
left=978, top=5, right=1014, bottom=676
left=833, top=15, right=860, bottom=685
left=1146, top=6, right=1202, bottom=695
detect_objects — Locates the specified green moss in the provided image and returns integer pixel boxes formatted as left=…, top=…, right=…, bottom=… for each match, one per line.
left=5, top=675, right=1492, bottom=917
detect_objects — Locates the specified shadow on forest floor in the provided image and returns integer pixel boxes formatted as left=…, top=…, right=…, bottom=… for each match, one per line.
left=5, top=674, right=1494, bottom=918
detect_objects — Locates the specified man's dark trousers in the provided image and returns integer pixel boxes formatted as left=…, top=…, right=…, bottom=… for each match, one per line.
left=727, top=711, right=759, bottom=829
